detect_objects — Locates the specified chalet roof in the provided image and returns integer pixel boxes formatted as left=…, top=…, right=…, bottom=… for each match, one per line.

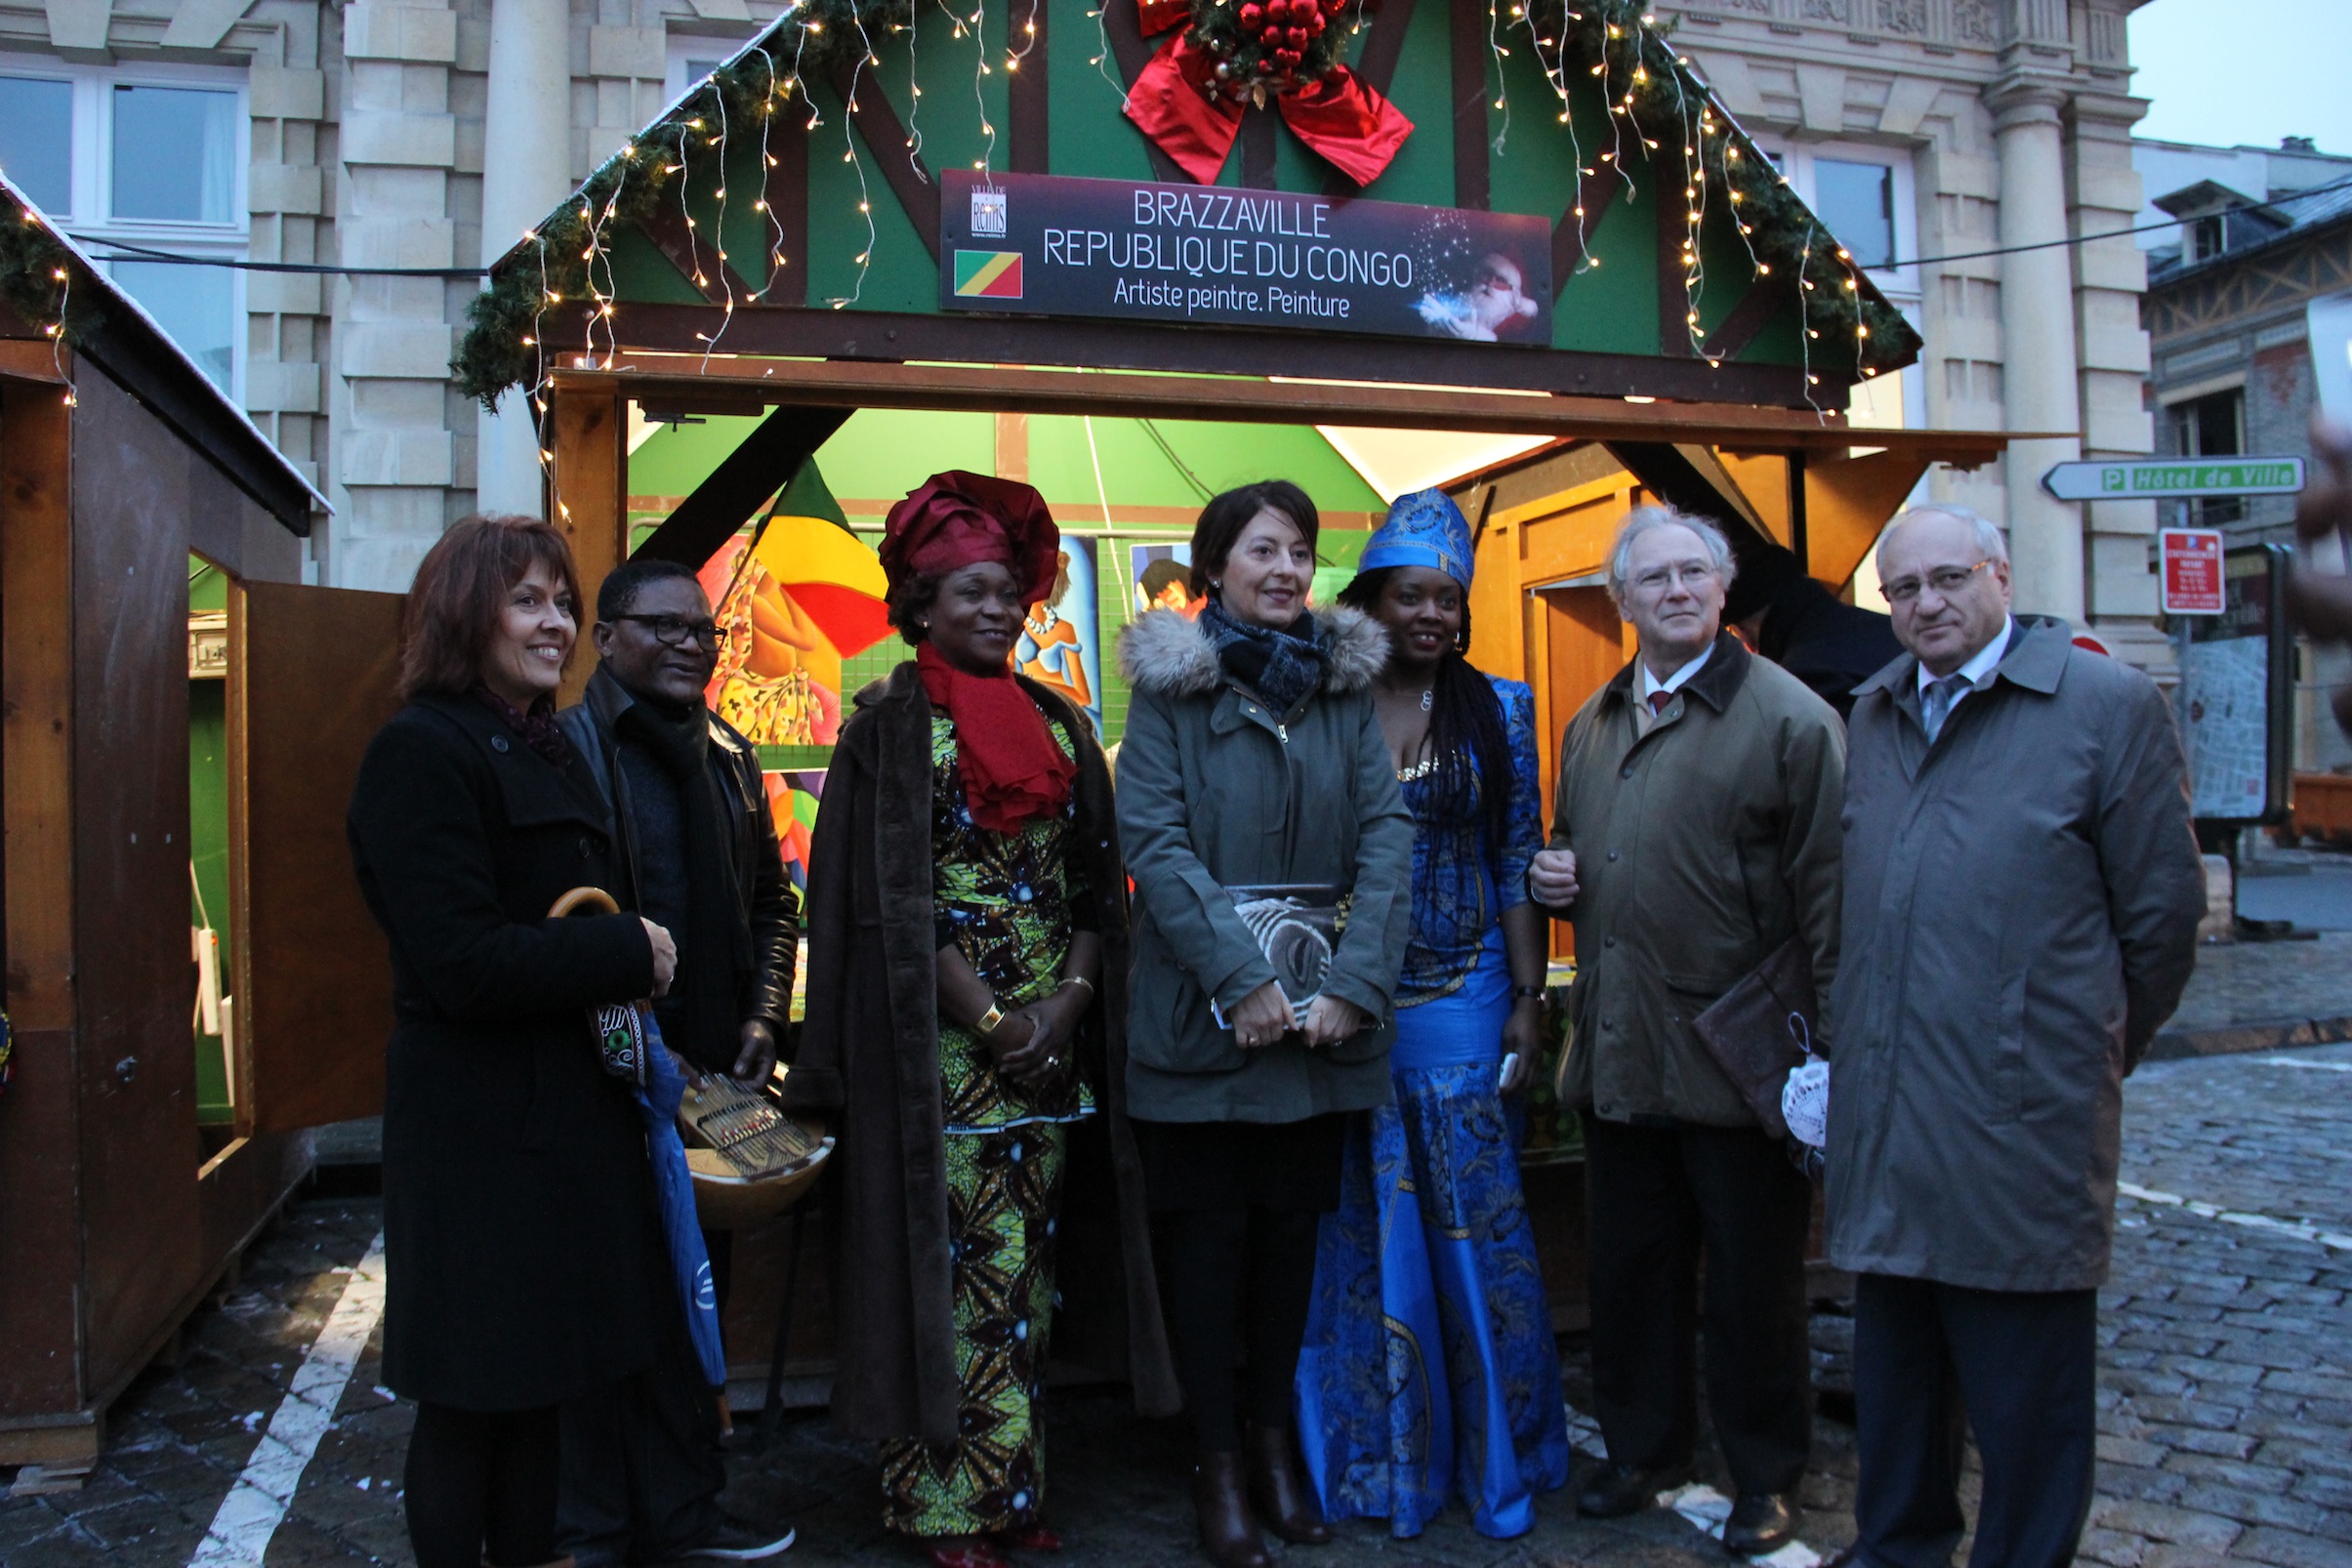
left=2149, top=175, right=2352, bottom=288
left=0, top=172, right=329, bottom=533
left=454, top=0, right=1921, bottom=411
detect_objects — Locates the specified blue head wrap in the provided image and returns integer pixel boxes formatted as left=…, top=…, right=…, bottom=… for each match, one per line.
left=1359, top=488, right=1474, bottom=590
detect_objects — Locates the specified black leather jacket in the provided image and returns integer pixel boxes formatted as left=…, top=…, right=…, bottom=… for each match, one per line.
left=557, top=667, right=800, bottom=1053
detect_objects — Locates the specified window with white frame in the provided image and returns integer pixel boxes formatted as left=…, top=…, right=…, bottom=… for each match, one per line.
left=0, top=61, right=248, bottom=395
left=1754, top=140, right=1921, bottom=435
left=666, top=31, right=756, bottom=105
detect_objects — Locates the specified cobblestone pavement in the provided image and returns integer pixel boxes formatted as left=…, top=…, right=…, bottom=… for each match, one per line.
left=2158, top=933, right=2352, bottom=1051
left=7, top=1046, right=2350, bottom=1568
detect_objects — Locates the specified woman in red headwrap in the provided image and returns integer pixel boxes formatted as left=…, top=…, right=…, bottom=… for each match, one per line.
left=783, top=473, right=1176, bottom=1568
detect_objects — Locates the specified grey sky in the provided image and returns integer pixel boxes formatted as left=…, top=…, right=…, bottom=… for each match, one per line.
left=2131, top=0, right=2352, bottom=154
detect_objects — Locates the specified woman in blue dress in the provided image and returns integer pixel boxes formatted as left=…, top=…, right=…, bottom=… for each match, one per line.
left=1295, top=489, right=1571, bottom=1539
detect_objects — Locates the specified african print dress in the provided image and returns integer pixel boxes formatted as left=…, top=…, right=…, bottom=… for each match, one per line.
left=1295, top=674, right=1571, bottom=1539
left=878, top=707, right=1096, bottom=1538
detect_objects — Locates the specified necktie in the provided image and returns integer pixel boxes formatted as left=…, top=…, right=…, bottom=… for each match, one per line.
left=1647, top=689, right=1674, bottom=717
left=1922, top=673, right=1972, bottom=742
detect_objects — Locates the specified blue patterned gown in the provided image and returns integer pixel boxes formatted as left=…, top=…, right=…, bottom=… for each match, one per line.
left=1295, top=674, right=1570, bottom=1540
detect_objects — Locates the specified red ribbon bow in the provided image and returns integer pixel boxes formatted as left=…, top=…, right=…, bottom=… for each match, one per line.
left=1121, top=5, right=1413, bottom=187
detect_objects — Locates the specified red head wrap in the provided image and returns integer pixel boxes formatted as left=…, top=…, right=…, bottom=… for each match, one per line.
left=882, top=472, right=1076, bottom=835
left=880, top=471, right=1060, bottom=604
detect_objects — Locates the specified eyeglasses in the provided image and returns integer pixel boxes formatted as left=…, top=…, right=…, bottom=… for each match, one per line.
left=1630, top=563, right=1720, bottom=595
left=612, top=612, right=729, bottom=648
left=1881, top=559, right=1994, bottom=605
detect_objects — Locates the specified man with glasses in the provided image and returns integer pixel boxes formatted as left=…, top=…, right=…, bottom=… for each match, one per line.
left=1527, top=506, right=1845, bottom=1556
left=1826, top=506, right=2203, bottom=1568
left=556, top=557, right=801, bottom=1565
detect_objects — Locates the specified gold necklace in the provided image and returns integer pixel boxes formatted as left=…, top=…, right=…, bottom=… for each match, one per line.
left=1397, top=755, right=1440, bottom=782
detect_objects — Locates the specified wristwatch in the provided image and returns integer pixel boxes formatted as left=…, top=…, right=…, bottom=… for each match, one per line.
left=975, top=1001, right=1007, bottom=1035
left=1512, top=984, right=1547, bottom=1002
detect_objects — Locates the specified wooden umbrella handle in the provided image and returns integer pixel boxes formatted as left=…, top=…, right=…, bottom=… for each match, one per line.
left=549, top=887, right=620, bottom=919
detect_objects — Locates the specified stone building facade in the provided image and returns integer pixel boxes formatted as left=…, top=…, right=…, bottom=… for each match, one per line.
left=2142, top=177, right=2352, bottom=767
left=1661, top=0, right=2162, bottom=659
left=2, top=0, right=2166, bottom=649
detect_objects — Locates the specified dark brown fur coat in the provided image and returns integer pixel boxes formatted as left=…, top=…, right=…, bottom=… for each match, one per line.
left=783, top=662, right=1178, bottom=1443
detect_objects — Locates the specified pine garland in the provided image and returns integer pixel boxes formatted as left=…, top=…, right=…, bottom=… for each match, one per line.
left=455, top=42, right=816, bottom=409
left=0, top=190, right=103, bottom=349
left=1527, top=0, right=1918, bottom=375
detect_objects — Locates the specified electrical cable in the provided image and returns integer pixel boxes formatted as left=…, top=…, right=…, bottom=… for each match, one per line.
left=63, top=231, right=488, bottom=276
left=64, top=168, right=2352, bottom=283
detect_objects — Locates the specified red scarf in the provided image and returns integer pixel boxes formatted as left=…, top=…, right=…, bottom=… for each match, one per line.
left=917, top=643, right=1076, bottom=835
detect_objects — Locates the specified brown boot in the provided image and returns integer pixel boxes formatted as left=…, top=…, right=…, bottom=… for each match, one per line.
left=1191, top=1450, right=1270, bottom=1568
left=1243, top=1422, right=1332, bottom=1546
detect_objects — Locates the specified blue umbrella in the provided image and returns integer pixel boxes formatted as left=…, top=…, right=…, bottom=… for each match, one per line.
left=638, top=1011, right=729, bottom=1389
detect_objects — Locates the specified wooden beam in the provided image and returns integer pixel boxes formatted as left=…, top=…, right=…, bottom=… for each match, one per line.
left=633, top=404, right=854, bottom=570
left=1551, top=167, right=1622, bottom=299
left=640, top=197, right=753, bottom=306
left=1804, top=447, right=1929, bottom=590
left=0, top=377, right=75, bottom=1040
left=552, top=351, right=2027, bottom=459
left=1699, top=278, right=1794, bottom=365
left=825, top=60, right=941, bottom=262
left=591, top=299, right=1855, bottom=405
left=549, top=384, right=628, bottom=703
left=1009, top=0, right=1050, bottom=174
left=1449, top=0, right=1488, bottom=210
left=761, top=105, right=810, bottom=307
left=1241, top=104, right=1279, bottom=190
left=1099, top=0, right=1190, bottom=184
left=1656, top=149, right=1693, bottom=357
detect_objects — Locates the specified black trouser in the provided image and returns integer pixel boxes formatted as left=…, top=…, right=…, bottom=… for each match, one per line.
left=404, top=1403, right=560, bottom=1568
left=1850, top=1274, right=2097, bottom=1568
left=1159, top=1208, right=1324, bottom=1454
left=556, top=1231, right=731, bottom=1566
left=1582, top=1113, right=1813, bottom=1496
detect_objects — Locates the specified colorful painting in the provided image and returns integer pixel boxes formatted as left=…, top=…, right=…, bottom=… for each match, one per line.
left=1019, top=537, right=1102, bottom=732
left=698, top=460, right=889, bottom=749
left=1131, top=543, right=1199, bottom=618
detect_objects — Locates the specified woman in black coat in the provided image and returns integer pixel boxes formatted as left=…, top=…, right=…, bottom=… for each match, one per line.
left=348, top=515, right=677, bottom=1568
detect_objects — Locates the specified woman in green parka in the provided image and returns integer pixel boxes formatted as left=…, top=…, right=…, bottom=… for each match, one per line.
left=1114, top=479, right=1416, bottom=1568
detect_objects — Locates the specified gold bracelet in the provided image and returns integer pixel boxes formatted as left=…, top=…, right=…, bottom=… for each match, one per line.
left=975, top=1001, right=1007, bottom=1034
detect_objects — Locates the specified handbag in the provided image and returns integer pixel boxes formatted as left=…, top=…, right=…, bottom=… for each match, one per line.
left=1691, top=935, right=1819, bottom=1141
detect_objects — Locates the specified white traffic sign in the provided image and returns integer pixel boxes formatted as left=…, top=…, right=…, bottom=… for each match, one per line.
left=2042, top=457, right=2305, bottom=502
left=2161, top=529, right=2225, bottom=614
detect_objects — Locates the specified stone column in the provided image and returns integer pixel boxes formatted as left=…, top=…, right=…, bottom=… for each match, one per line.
left=330, top=0, right=463, bottom=590
left=475, top=0, right=575, bottom=517
left=1991, top=79, right=2084, bottom=623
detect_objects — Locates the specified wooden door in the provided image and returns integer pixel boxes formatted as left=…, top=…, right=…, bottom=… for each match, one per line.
left=1535, top=585, right=1626, bottom=963
left=227, top=580, right=405, bottom=1135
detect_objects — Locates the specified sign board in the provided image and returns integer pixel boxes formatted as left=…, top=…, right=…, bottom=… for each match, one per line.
left=2181, top=544, right=2292, bottom=825
left=2161, top=528, right=2226, bottom=614
left=938, top=170, right=1553, bottom=346
left=2041, top=457, right=2305, bottom=502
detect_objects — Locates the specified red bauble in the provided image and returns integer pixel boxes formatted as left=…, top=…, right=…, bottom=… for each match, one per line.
left=1240, top=3, right=1262, bottom=22
left=1305, top=11, right=1325, bottom=32
left=1287, top=24, right=1306, bottom=45
left=1260, top=25, right=1281, bottom=44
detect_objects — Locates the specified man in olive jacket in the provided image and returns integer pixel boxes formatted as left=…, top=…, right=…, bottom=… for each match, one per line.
left=1827, top=507, right=2203, bottom=1568
left=1529, top=506, right=1844, bottom=1557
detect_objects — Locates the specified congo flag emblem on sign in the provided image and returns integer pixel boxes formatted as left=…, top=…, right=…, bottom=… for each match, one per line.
left=953, top=249, right=1024, bottom=299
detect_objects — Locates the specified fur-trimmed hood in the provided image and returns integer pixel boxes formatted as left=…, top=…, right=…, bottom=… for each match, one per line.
left=1116, top=603, right=1389, bottom=698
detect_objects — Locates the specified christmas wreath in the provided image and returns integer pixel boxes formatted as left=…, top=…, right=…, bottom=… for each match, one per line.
left=1123, top=0, right=1414, bottom=186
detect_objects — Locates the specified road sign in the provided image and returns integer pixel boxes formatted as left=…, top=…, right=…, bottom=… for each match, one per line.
left=2162, top=528, right=2226, bottom=614
left=2041, top=457, right=2306, bottom=502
